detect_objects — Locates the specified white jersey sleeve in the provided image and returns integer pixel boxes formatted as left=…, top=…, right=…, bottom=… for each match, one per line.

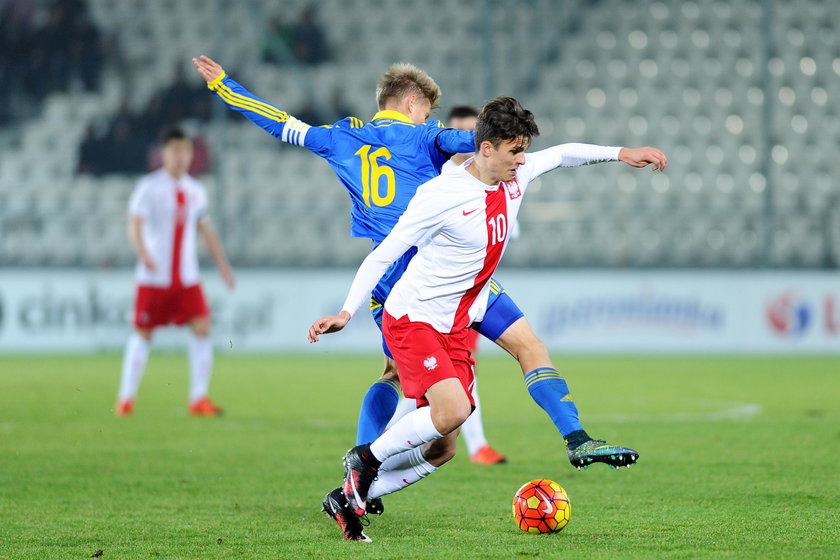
left=523, top=143, right=622, bottom=182
left=194, top=182, right=210, bottom=221
left=128, top=179, right=152, bottom=219
left=340, top=234, right=413, bottom=317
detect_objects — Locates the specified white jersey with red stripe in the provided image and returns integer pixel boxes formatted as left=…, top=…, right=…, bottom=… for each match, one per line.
left=340, top=143, right=622, bottom=333
left=128, top=169, right=209, bottom=288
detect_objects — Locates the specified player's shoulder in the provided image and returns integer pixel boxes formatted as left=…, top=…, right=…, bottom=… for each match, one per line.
left=327, top=116, right=366, bottom=129
left=418, top=165, right=467, bottom=194
left=135, top=169, right=164, bottom=190
left=422, top=119, right=446, bottom=129
left=182, top=173, right=205, bottom=189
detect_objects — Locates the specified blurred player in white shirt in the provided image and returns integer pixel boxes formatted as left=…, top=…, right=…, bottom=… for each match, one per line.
left=116, top=128, right=235, bottom=417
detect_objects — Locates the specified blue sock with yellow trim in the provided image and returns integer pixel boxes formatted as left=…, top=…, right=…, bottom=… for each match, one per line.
left=524, top=368, right=586, bottom=440
left=356, top=378, right=401, bottom=445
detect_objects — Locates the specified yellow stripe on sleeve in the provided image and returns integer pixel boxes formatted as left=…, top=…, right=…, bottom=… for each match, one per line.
left=216, top=83, right=288, bottom=119
left=216, top=83, right=289, bottom=122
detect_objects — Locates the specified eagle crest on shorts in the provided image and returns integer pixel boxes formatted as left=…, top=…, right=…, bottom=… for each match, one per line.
left=423, top=356, right=438, bottom=371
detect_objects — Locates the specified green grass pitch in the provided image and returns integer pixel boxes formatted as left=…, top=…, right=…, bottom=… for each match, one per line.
left=1, top=353, right=838, bottom=559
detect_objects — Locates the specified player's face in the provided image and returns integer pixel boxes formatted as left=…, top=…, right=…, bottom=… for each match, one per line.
left=406, top=96, right=432, bottom=124
left=486, top=137, right=529, bottom=182
left=162, top=138, right=194, bottom=178
left=449, top=116, right=477, bottom=132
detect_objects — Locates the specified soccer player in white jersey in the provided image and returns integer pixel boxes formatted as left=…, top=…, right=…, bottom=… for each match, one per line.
left=308, top=97, right=666, bottom=541
left=116, top=128, right=235, bottom=417
left=387, top=104, right=509, bottom=465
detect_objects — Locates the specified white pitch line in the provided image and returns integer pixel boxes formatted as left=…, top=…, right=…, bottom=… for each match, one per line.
left=587, top=402, right=763, bottom=423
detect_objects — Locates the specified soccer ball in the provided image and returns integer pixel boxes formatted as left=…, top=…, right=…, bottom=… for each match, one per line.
left=512, top=479, right=571, bottom=533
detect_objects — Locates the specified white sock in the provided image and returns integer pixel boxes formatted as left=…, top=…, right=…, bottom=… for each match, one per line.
left=368, top=447, right=438, bottom=499
left=188, top=334, right=213, bottom=403
left=118, top=333, right=150, bottom=401
left=370, top=407, right=442, bottom=462
left=461, top=377, right=488, bottom=456
left=385, top=397, right=418, bottom=430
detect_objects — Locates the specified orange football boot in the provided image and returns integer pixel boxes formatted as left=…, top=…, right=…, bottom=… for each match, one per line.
left=188, top=397, right=224, bottom=417
left=470, top=444, right=507, bottom=465
left=115, top=399, right=134, bottom=416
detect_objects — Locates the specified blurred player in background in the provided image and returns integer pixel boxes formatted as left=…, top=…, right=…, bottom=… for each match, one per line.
left=309, top=97, right=667, bottom=542
left=387, top=104, right=507, bottom=465
left=446, top=105, right=479, bottom=166
left=115, top=127, right=235, bottom=417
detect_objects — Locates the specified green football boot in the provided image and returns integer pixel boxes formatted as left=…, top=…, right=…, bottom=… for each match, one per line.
left=568, top=439, right=639, bottom=470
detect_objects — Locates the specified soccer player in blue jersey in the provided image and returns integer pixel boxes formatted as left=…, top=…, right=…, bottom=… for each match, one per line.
left=193, top=56, right=648, bottom=541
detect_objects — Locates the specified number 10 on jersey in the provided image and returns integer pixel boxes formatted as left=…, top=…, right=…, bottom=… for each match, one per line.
left=488, top=214, right=507, bottom=245
left=356, top=145, right=396, bottom=207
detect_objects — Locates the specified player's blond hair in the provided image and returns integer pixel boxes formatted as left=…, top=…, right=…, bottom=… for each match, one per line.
left=376, top=63, right=441, bottom=110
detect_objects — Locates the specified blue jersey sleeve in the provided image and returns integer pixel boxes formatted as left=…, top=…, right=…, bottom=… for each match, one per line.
left=206, top=72, right=333, bottom=157
left=429, top=126, right=475, bottom=156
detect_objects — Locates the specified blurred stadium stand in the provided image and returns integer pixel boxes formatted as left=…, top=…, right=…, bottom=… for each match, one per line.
left=0, top=0, right=838, bottom=268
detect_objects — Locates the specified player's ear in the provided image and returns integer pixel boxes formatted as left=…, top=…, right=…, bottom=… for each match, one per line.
left=479, top=140, right=494, bottom=157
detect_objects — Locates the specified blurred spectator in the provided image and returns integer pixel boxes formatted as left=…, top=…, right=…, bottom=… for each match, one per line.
left=290, top=5, right=330, bottom=65
left=78, top=124, right=108, bottom=175
left=160, top=65, right=213, bottom=123
left=261, top=15, right=293, bottom=65
left=0, top=0, right=107, bottom=124
left=103, top=120, right=147, bottom=174
left=71, top=13, right=105, bottom=91
left=261, top=6, right=330, bottom=67
left=78, top=81, right=215, bottom=176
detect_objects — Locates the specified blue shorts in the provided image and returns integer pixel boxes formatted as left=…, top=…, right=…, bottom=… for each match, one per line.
left=370, top=276, right=524, bottom=358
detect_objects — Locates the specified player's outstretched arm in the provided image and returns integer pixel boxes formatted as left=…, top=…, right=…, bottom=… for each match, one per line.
left=527, top=143, right=668, bottom=180
left=618, top=147, right=667, bottom=171
left=192, top=55, right=320, bottom=151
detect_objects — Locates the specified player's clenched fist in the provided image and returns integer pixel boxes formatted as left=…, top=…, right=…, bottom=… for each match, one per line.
left=192, top=55, right=225, bottom=83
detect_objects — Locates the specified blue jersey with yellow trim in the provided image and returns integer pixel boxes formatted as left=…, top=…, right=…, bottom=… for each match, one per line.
left=207, top=73, right=475, bottom=241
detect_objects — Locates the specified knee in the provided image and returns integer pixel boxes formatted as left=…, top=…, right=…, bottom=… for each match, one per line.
left=135, top=328, right=153, bottom=341
left=431, top=403, right=472, bottom=435
left=191, top=317, right=211, bottom=337
left=524, top=336, right=547, bottom=356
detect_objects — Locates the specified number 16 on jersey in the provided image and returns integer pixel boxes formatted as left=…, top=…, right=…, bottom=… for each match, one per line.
left=356, top=145, right=396, bottom=207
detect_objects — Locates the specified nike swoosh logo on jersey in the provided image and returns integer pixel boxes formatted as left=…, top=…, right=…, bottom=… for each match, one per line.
left=462, top=208, right=479, bottom=216
left=536, top=489, right=554, bottom=514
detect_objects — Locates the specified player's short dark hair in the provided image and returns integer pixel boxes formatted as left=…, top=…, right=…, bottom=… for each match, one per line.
left=161, top=127, right=190, bottom=145
left=474, top=97, right=539, bottom=150
left=448, top=105, right=479, bottom=121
